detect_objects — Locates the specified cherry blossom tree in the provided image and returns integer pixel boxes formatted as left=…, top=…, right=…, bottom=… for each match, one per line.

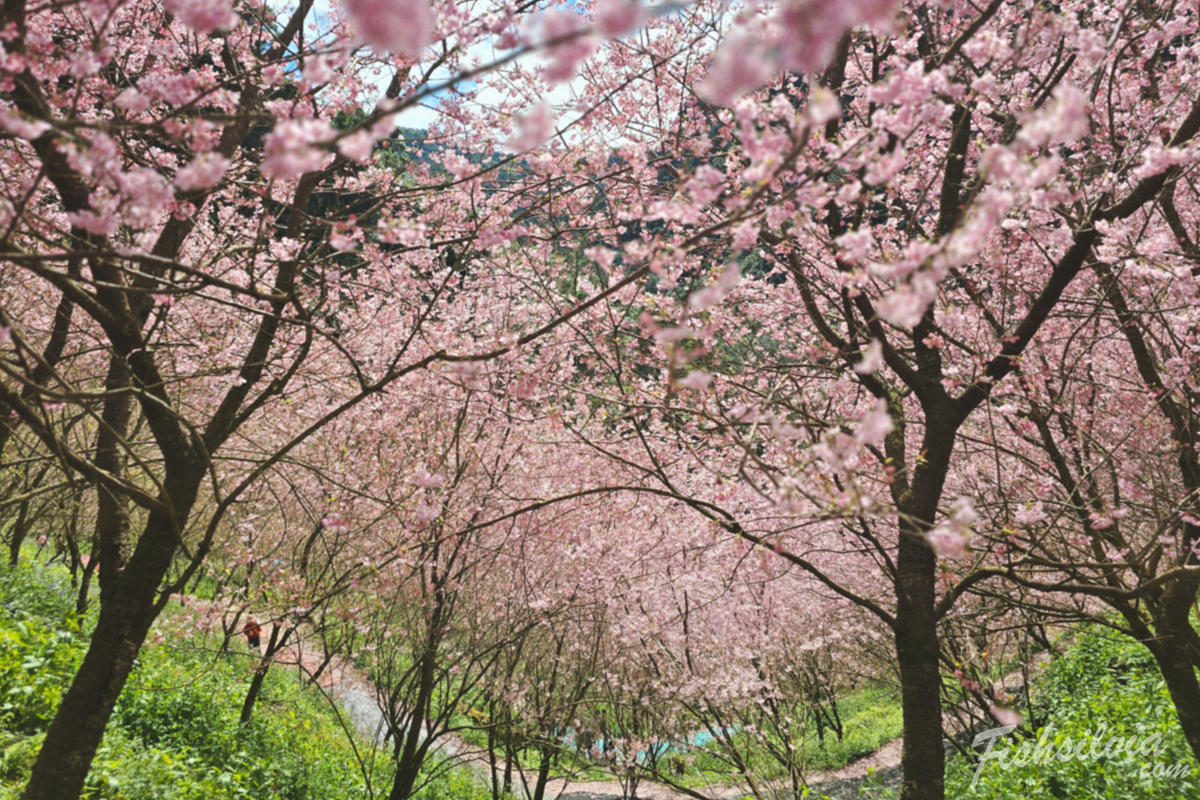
left=529, top=5, right=1200, bottom=800
left=957, top=238, right=1200, bottom=759
left=0, top=0, right=678, bottom=795
left=4, top=2, right=1200, bottom=800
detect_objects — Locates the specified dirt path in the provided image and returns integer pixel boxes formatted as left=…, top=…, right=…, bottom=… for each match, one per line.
left=333, top=673, right=905, bottom=800
left=262, top=633, right=900, bottom=800
left=261, top=632, right=1049, bottom=800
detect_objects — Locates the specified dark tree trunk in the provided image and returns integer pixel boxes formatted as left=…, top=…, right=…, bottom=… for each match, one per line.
left=387, top=640, right=440, bottom=800
left=385, top=575, right=450, bottom=800
left=1155, top=645, right=1200, bottom=765
left=891, top=425, right=955, bottom=800
left=1150, top=577, right=1200, bottom=764
left=894, top=530, right=944, bottom=800
left=74, top=553, right=99, bottom=615
left=239, top=658, right=268, bottom=725
left=7, top=500, right=28, bottom=567
left=20, top=598, right=148, bottom=798
left=20, top=480, right=200, bottom=800
left=531, top=743, right=554, bottom=800
left=503, top=734, right=514, bottom=797
left=240, top=625, right=291, bottom=724
left=92, top=357, right=136, bottom=605
left=387, top=728, right=428, bottom=800
left=486, top=713, right=500, bottom=800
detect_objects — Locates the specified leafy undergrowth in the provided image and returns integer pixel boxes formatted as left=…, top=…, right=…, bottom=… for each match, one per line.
left=664, top=685, right=904, bottom=790
left=946, top=626, right=1200, bottom=800
left=804, top=686, right=905, bottom=771
left=446, top=684, right=905, bottom=792
left=445, top=710, right=613, bottom=783
left=5, top=556, right=1195, bottom=800
left=0, top=559, right=489, bottom=800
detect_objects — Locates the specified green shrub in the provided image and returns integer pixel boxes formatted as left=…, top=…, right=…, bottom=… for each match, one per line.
left=109, top=642, right=384, bottom=800
left=0, top=619, right=82, bottom=734
left=0, top=561, right=76, bottom=622
left=948, top=627, right=1200, bottom=799
left=0, top=558, right=481, bottom=800
left=0, top=732, right=44, bottom=783
left=407, top=760, right=491, bottom=800
left=0, top=563, right=83, bottom=735
left=83, top=729, right=252, bottom=800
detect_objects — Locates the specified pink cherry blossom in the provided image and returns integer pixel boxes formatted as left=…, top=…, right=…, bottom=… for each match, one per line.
left=261, top=118, right=334, bottom=180
left=0, top=108, right=50, bottom=139
left=337, top=130, right=377, bottom=162
left=412, top=469, right=444, bottom=488
left=174, top=153, right=230, bottom=191
left=595, top=0, right=643, bottom=38
left=696, top=31, right=774, bottom=107
left=163, top=0, right=237, bottom=34
left=676, top=371, right=712, bottom=391
left=342, top=0, right=436, bottom=58
left=505, top=103, right=555, bottom=153
left=853, top=339, right=884, bottom=374
left=539, top=9, right=597, bottom=83
left=322, top=512, right=350, bottom=534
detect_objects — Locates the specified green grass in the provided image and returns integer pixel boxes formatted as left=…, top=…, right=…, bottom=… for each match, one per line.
left=0, top=557, right=489, bottom=800
left=12, top=553, right=1194, bottom=800
left=655, top=684, right=904, bottom=790
left=947, top=626, right=1200, bottom=799
left=805, top=686, right=904, bottom=771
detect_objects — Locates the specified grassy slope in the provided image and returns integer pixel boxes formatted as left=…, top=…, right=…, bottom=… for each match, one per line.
left=0, top=558, right=487, bottom=800
left=3, top=556, right=1196, bottom=800
left=945, top=625, right=1200, bottom=800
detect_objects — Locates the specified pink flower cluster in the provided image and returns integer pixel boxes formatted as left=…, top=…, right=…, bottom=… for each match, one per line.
left=505, top=103, right=555, bottom=153
left=163, top=0, right=237, bottom=34
left=341, top=0, right=436, bottom=58
left=928, top=499, right=979, bottom=559
left=699, top=0, right=901, bottom=106
left=174, top=153, right=230, bottom=191
left=262, top=119, right=334, bottom=180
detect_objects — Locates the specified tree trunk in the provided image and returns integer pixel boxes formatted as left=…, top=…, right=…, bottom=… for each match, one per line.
left=387, top=646, right=439, bottom=800
left=894, top=530, right=945, bottom=800
left=240, top=625, right=290, bottom=724
left=1151, top=577, right=1200, bottom=764
left=7, top=500, right=28, bottom=567
left=19, top=528, right=168, bottom=798
left=239, top=661, right=268, bottom=724
left=20, top=602, right=147, bottom=798
left=1155, top=647, right=1200, bottom=765
left=74, top=554, right=99, bottom=615
left=891, top=424, right=955, bottom=800
left=531, top=742, right=554, bottom=800
left=487, top=715, right=500, bottom=800
left=503, top=734, right=514, bottom=797
left=21, top=477, right=200, bottom=800
left=387, top=582, right=446, bottom=800
left=91, top=358, right=136, bottom=606
left=387, top=736, right=426, bottom=800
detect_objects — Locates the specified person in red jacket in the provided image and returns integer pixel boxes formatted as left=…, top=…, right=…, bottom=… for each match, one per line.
left=243, top=619, right=262, bottom=649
